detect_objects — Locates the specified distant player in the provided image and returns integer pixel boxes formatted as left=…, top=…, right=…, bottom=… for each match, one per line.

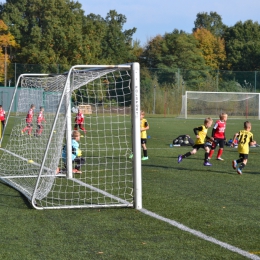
left=129, top=110, right=150, bottom=160
left=178, top=117, right=214, bottom=166
left=0, top=105, right=5, bottom=129
left=74, top=109, right=86, bottom=134
left=35, top=106, right=46, bottom=137
left=22, top=104, right=35, bottom=135
left=140, top=110, right=149, bottom=160
left=209, top=113, right=228, bottom=160
left=231, top=121, right=256, bottom=175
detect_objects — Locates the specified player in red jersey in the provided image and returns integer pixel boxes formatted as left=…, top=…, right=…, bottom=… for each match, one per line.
left=74, top=109, right=86, bottom=134
left=22, top=104, right=35, bottom=135
left=209, top=113, right=228, bottom=161
left=35, top=106, right=47, bottom=137
left=0, top=105, right=5, bottom=129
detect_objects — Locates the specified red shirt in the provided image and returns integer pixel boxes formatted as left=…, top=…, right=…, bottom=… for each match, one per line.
left=26, top=108, right=34, bottom=123
left=212, top=120, right=226, bottom=139
left=0, top=109, right=5, bottom=121
left=75, top=112, right=84, bottom=124
left=37, top=111, right=46, bottom=124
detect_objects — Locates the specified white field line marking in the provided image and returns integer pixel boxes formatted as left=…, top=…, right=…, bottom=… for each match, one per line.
left=140, top=208, right=260, bottom=260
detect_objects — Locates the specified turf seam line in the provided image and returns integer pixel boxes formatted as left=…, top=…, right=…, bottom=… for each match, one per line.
left=140, top=208, right=260, bottom=260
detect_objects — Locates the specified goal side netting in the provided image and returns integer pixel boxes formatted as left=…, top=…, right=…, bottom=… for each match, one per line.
left=179, top=91, right=260, bottom=119
left=0, top=63, right=142, bottom=210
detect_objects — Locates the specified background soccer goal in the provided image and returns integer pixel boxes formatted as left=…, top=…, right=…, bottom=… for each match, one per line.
left=179, top=91, right=260, bottom=119
left=0, top=63, right=142, bottom=210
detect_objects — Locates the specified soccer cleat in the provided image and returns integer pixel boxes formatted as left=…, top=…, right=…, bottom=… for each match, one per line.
left=217, top=157, right=224, bottom=161
left=237, top=168, right=242, bottom=175
left=208, top=157, right=211, bottom=160
left=129, top=154, right=134, bottom=159
left=203, top=161, right=212, bottom=166
left=232, top=160, right=237, bottom=169
left=177, top=155, right=183, bottom=163
left=141, top=156, right=149, bottom=160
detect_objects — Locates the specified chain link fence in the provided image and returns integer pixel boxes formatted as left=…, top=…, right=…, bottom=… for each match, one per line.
left=1, top=63, right=260, bottom=115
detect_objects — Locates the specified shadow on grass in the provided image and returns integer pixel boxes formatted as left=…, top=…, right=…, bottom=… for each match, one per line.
left=0, top=182, right=32, bottom=209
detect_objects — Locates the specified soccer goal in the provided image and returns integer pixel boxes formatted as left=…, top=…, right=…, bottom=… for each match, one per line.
left=179, top=91, right=260, bottom=119
left=0, top=63, right=142, bottom=210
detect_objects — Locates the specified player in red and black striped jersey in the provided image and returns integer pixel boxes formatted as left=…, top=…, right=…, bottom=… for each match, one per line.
left=209, top=113, right=228, bottom=161
left=22, top=104, right=35, bottom=135
left=0, top=105, right=5, bottom=129
left=35, top=106, right=46, bottom=137
left=74, top=109, right=86, bottom=134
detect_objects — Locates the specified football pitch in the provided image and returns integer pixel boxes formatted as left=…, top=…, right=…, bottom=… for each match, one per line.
left=1, top=116, right=260, bottom=259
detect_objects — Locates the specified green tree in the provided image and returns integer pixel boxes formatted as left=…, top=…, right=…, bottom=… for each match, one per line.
left=193, top=11, right=227, bottom=37
left=83, top=13, right=107, bottom=64
left=224, top=20, right=260, bottom=71
left=100, top=10, right=137, bottom=64
left=142, top=30, right=209, bottom=89
left=0, top=0, right=90, bottom=70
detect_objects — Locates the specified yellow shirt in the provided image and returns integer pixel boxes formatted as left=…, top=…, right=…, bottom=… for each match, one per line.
left=141, top=118, right=148, bottom=139
left=237, top=130, right=253, bottom=154
left=195, top=125, right=208, bottom=145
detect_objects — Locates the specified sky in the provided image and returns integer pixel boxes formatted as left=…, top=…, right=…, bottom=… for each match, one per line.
left=79, top=0, right=260, bottom=46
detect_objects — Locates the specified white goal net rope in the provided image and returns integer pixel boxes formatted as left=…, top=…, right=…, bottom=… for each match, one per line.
left=0, top=65, right=136, bottom=209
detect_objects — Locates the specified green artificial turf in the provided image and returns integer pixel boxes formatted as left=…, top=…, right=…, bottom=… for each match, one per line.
left=0, top=116, right=260, bottom=259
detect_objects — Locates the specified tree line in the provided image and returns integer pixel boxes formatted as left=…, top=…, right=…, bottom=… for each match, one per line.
left=0, top=1, right=260, bottom=112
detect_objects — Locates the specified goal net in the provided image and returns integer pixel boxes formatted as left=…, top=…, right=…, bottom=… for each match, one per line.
left=0, top=63, right=142, bottom=210
left=179, top=91, right=260, bottom=119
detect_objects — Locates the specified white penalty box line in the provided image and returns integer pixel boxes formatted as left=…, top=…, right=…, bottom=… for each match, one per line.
left=140, top=208, right=260, bottom=260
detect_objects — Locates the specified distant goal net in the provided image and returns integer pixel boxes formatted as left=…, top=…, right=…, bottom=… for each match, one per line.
left=179, top=91, right=260, bottom=119
left=0, top=63, right=142, bottom=210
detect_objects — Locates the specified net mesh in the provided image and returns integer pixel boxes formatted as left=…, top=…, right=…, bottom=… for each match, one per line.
left=179, top=91, right=260, bottom=119
left=0, top=66, right=134, bottom=209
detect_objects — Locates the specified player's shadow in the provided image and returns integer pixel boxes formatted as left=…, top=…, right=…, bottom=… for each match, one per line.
left=142, top=163, right=170, bottom=169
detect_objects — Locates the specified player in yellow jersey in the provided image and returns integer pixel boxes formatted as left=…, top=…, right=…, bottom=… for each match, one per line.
left=231, top=121, right=256, bottom=175
left=178, top=117, right=213, bottom=166
left=140, top=110, right=149, bottom=160
left=129, top=110, right=149, bottom=160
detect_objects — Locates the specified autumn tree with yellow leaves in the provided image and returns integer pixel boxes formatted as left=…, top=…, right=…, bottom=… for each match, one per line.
left=0, top=20, right=18, bottom=84
left=193, top=27, right=226, bottom=70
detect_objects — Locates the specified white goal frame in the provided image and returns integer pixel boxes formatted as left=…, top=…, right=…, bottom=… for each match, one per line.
left=0, top=63, right=142, bottom=210
left=179, top=91, right=260, bottom=119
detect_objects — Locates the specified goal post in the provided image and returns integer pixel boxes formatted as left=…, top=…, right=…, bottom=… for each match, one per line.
left=0, top=63, right=142, bottom=210
left=179, top=91, right=260, bottom=119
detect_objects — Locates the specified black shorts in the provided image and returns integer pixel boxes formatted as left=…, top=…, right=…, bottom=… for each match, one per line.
left=192, top=144, right=206, bottom=150
left=239, top=153, right=249, bottom=160
left=212, top=138, right=225, bottom=149
left=141, top=138, right=147, bottom=144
